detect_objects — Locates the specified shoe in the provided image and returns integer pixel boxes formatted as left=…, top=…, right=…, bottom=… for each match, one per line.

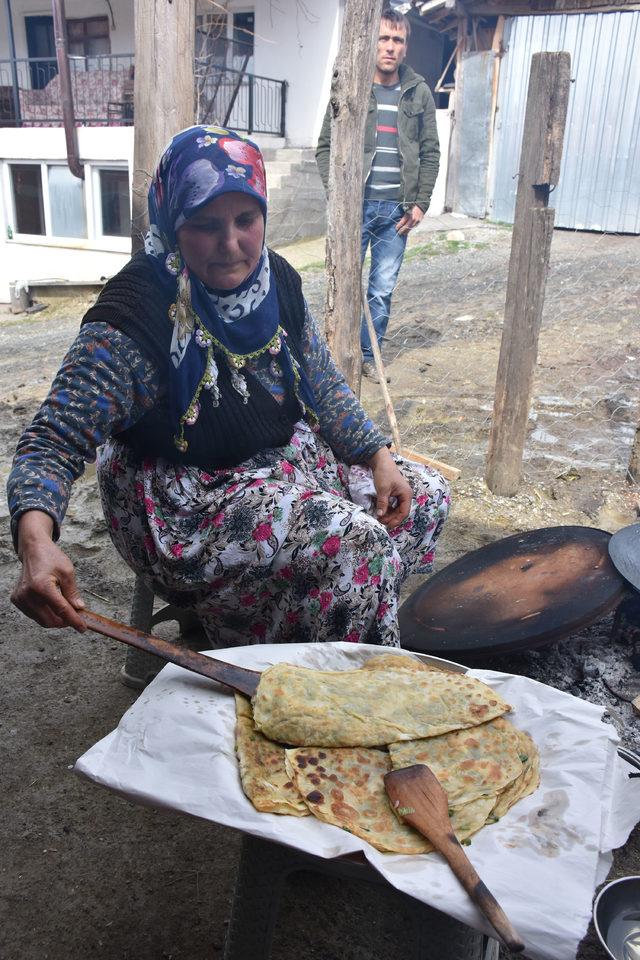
left=362, top=361, right=390, bottom=383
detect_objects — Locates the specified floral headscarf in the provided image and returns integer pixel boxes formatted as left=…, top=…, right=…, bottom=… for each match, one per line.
left=145, top=124, right=317, bottom=454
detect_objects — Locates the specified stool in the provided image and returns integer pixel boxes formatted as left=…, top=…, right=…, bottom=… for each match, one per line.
left=224, top=835, right=498, bottom=960
left=120, top=575, right=205, bottom=689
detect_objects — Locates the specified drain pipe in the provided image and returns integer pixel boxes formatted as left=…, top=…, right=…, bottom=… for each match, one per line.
left=4, top=0, right=22, bottom=124
left=52, top=0, right=84, bottom=180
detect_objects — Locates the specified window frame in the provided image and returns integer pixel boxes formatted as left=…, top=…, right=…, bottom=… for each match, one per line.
left=91, top=164, right=132, bottom=240
left=3, top=159, right=130, bottom=252
left=66, top=16, right=111, bottom=59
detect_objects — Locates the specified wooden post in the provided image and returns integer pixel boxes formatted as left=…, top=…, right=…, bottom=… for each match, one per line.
left=485, top=52, right=571, bottom=496
left=323, top=0, right=384, bottom=393
left=131, top=0, right=196, bottom=253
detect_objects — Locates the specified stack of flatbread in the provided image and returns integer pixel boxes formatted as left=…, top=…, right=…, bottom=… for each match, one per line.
left=235, top=654, right=540, bottom=854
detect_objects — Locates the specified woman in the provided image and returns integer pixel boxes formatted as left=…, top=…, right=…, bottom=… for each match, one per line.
left=8, top=125, right=450, bottom=649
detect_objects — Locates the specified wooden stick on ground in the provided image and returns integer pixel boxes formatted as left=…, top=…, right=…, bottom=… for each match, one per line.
left=361, top=285, right=461, bottom=482
left=361, top=285, right=402, bottom=450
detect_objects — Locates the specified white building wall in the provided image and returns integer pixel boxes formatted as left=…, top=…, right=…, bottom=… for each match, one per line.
left=0, top=127, right=133, bottom=302
left=427, top=110, right=450, bottom=218
left=251, top=0, right=341, bottom=147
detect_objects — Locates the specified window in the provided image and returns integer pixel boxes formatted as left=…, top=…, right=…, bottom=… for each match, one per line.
left=11, top=164, right=45, bottom=235
left=196, top=13, right=228, bottom=62
left=98, top=169, right=130, bottom=237
left=7, top=161, right=129, bottom=244
left=233, top=12, right=254, bottom=59
left=67, top=17, right=110, bottom=58
left=48, top=165, right=87, bottom=238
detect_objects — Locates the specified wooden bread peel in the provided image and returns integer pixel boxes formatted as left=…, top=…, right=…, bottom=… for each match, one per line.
left=82, top=609, right=261, bottom=696
left=385, top=764, right=525, bottom=952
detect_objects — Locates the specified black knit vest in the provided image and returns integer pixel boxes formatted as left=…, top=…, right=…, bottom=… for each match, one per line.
left=81, top=250, right=306, bottom=470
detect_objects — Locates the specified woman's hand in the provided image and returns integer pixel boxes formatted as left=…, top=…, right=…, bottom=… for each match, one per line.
left=12, top=511, right=87, bottom=631
left=367, top=447, right=412, bottom=529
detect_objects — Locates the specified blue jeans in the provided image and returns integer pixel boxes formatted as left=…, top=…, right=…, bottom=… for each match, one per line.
left=360, top=199, right=407, bottom=363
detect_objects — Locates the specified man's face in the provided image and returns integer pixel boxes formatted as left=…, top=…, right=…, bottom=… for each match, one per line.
left=375, top=19, right=408, bottom=78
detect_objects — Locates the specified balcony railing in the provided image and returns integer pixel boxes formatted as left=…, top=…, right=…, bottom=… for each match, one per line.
left=0, top=54, right=287, bottom=137
left=0, top=54, right=134, bottom=127
left=196, top=61, right=287, bottom=137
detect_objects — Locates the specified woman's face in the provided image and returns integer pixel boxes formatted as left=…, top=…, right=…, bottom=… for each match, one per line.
left=177, top=193, right=264, bottom=290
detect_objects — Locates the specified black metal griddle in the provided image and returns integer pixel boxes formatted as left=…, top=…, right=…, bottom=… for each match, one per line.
left=399, top=525, right=626, bottom=659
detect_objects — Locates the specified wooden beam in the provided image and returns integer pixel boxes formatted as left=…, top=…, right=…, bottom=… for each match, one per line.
left=434, top=40, right=460, bottom=92
left=131, top=0, right=196, bottom=253
left=323, top=0, right=384, bottom=392
left=450, top=1, right=640, bottom=13
left=484, top=15, right=505, bottom=205
left=485, top=52, right=571, bottom=496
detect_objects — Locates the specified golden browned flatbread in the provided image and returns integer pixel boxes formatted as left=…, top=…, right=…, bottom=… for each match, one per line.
left=490, top=728, right=540, bottom=819
left=285, top=746, right=503, bottom=853
left=359, top=653, right=453, bottom=674
left=234, top=695, right=309, bottom=817
left=388, top=717, right=523, bottom=806
left=252, top=662, right=511, bottom=747
left=284, top=745, right=432, bottom=854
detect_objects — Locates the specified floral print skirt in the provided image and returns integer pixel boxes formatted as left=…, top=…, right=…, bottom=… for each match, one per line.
left=96, top=422, right=450, bottom=648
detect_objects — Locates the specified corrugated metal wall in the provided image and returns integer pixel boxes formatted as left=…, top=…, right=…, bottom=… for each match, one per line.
left=490, top=11, right=640, bottom=233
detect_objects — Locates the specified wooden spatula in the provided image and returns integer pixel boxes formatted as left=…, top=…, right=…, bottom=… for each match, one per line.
left=385, top=764, right=525, bottom=953
left=81, top=609, right=261, bottom=696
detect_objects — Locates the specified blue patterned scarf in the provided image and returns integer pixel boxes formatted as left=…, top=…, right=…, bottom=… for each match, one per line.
left=144, top=124, right=317, bottom=454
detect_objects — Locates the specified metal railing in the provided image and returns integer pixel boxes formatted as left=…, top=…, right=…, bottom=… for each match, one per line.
left=0, top=54, right=286, bottom=136
left=196, top=60, right=287, bottom=137
left=0, top=54, right=134, bottom=126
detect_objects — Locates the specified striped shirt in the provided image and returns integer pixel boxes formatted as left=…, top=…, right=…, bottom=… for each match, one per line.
left=365, top=82, right=402, bottom=201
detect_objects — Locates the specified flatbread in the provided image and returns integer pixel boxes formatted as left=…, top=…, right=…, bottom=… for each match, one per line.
left=234, top=695, right=309, bottom=817
left=490, top=728, right=540, bottom=819
left=359, top=653, right=453, bottom=674
left=285, top=746, right=502, bottom=853
left=388, top=717, right=524, bottom=806
left=450, top=794, right=499, bottom=840
left=284, top=746, right=432, bottom=854
left=253, top=662, right=512, bottom=747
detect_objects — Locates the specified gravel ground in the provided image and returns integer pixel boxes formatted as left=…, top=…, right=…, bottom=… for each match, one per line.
left=1, top=224, right=638, bottom=960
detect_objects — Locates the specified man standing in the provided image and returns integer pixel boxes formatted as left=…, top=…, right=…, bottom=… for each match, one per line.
left=316, top=6, right=440, bottom=383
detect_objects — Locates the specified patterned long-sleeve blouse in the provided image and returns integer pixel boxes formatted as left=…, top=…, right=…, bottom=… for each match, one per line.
left=7, top=300, right=388, bottom=544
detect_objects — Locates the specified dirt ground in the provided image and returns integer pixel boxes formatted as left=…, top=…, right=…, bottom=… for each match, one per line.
left=1, top=224, right=639, bottom=960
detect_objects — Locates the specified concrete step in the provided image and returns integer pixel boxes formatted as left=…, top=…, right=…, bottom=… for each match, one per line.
left=268, top=171, right=325, bottom=192
left=267, top=223, right=325, bottom=247
left=268, top=202, right=327, bottom=221
left=264, top=158, right=319, bottom=177
left=267, top=147, right=316, bottom=163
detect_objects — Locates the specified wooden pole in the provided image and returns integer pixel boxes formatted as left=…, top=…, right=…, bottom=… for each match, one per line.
left=323, top=0, right=384, bottom=394
left=484, top=15, right=505, bottom=206
left=131, top=0, right=196, bottom=254
left=485, top=52, right=571, bottom=496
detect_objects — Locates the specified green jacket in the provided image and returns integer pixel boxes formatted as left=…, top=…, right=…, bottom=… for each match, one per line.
left=315, top=64, right=440, bottom=213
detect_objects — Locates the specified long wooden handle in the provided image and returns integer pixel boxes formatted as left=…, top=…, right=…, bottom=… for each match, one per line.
left=81, top=609, right=261, bottom=697
left=385, top=766, right=525, bottom=953
left=361, top=282, right=403, bottom=450
left=438, top=834, right=525, bottom=953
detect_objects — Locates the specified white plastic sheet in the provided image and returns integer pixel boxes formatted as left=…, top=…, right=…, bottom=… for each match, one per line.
left=75, top=642, right=639, bottom=960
